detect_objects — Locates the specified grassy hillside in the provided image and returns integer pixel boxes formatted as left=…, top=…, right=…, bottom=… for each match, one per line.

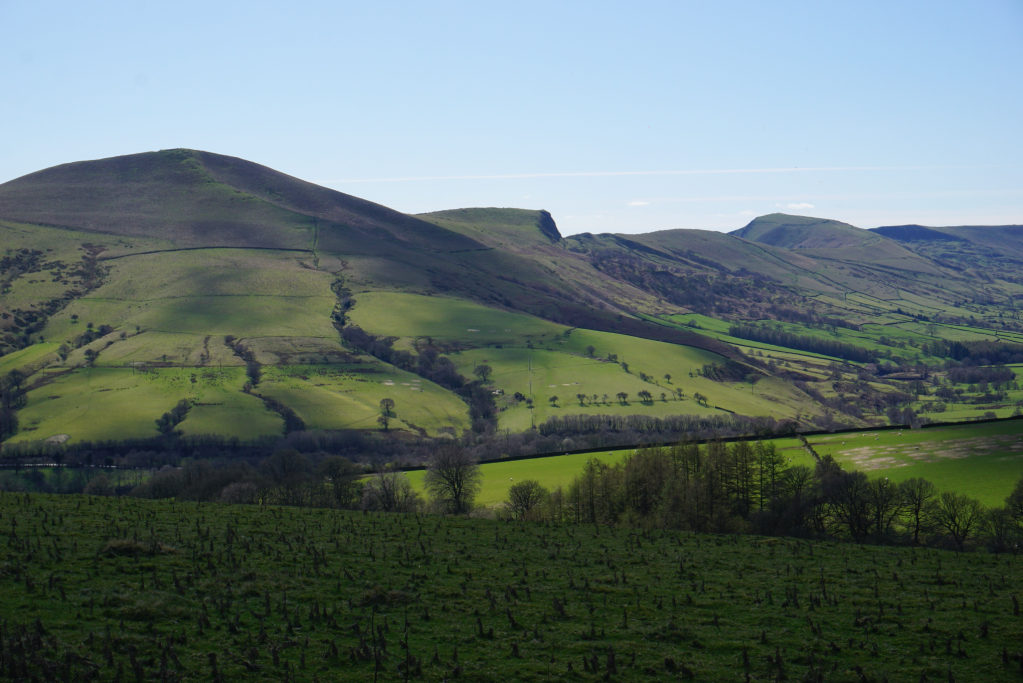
left=3, top=150, right=1023, bottom=449
left=3, top=492, right=1021, bottom=683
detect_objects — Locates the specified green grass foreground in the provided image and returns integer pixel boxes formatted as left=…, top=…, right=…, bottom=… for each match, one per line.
left=2, top=493, right=1022, bottom=682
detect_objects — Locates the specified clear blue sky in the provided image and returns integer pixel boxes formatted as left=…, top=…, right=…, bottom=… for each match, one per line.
left=2, top=1, right=1021, bottom=235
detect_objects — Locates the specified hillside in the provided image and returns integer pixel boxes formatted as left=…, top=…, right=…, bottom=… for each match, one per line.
left=2, top=150, right=1023, bottom=450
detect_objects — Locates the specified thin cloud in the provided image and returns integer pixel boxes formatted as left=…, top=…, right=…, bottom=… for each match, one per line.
left=787, top=202, right=815, bottom=210
left=316, top=165, right=981, bottom=184
left=628, top=201, right=649, bottom=206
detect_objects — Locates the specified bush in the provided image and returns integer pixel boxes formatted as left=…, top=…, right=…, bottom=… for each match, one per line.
left=83, top=475, right=113, bottom=497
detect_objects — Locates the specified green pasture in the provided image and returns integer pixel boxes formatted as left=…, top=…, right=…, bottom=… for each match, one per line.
left=449, top=334, right=821, bottom=430
left=346, top=291, right=564, bottom=344
left=42, top=248, right=337, bottom=344
left=808, top=419, right=1023, bottom=506
left=9, top=366, right=284, bottom=443
left=0, top=342, right=59, bottom=375
left=256, top=363, right=470, bottom=436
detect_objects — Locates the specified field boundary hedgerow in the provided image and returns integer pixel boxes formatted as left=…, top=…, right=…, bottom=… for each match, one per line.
left=388, top=413, right=1023, bottom=473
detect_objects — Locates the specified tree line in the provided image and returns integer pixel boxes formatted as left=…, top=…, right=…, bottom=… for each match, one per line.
left=509, top=441, right=1022, bottom=553
left=728, top=324, right=875, bottom=363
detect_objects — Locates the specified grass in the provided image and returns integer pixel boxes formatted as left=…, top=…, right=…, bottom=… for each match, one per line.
left=807, top=420, right=1023, bottom=507
left=346, top=291, right=564, bottom=345
left=256, top=363, right=470, bottom=436
left=3, top=492, right=1021, bottom=683
left=9, top=366, right=281, bottom=443
left=0, top=341, right=60, bottom=375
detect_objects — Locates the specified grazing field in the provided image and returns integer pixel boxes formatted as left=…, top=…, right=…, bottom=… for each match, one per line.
left=345, top=291, right=565, bottom=346
left=3, top=493, right=1021, bottom=683
left=9, top=360, right=471, bottom=443
left=256, top=364, right=470, bottom=436
left=807, top=420, right=1023, bottom=506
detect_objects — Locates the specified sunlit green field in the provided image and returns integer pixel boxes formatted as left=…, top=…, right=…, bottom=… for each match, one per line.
left=807, top=420, right=1023, bottom=507
left=257, top=364, right=469, bottom=436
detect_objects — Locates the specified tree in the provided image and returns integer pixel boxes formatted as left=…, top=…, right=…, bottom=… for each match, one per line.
left=616, top=392, right=628, bottom=404
left=377, top=414, right=390, bottom=431
left=900, top=477, right=937, bottom=544
left=637, top=390, right=652, bottom=404
left=260, top=449, right=311, bottom=486
left=1005, top=475, right=1023, bottom=533
left=0, top=408, right=17, bottom=441
left=621, top=361, right=630, bottom=373
left=316, top=456, right=362, bottom=509
left=362, top=471, right=421, bottom=513
left=933, top=491, right=985, bottom=552
left=693, top=392, right=708, bottom=406
left=473, top=364, right=493, bottom=381
left=379, top=398, right=395, bottom=416
left=549, top=396, right=559, bottom=406
left=83, top=475, right=114, bottom=497
left=507, top=480, right=550, bottom=520
left=660, top=392, right=667, bottom=402
left=576, top=393, right=587, bottom=406
left=585, top=345, right=596, bottom=357
left=424, top=447, right=482, bottom=514
left=664, top=373, right=671, bottom=383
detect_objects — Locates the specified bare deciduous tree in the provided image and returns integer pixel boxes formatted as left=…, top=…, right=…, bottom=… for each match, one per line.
left=424, top=447, right=482, bottom=515
left=316, top=456, right=362, bottom=509
left=933, top=491, right=985, bottom=552
left=362, top=471, right=422, bottom=513
left=900, top=477, right=938, bottom=544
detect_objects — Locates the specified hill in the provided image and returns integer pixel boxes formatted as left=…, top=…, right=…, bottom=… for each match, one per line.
left=730, top=212, right=877, bottom=249
left=2, top=150, right=1023, bottom=452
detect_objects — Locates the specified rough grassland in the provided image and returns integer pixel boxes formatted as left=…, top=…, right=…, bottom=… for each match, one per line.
left=2, top=493, right=1021, bottom=682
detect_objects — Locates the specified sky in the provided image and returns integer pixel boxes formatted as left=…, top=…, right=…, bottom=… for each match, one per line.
left=1, top=1, right=1021, bottom=236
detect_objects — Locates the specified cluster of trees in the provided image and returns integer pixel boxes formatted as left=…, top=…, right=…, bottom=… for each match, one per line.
left=1, top=369, right=27, bottom=440
left=763, top=304, right=861, bottom=331
left=589, top=250, right=779, bottom=317
left=729, top=324, right=875, bottom=363
left=154, top=399, right=191, bottom=436
left=224, top=335, right=261, bottom=388
left=508, top=441, right=1023, bottom=552
left=937, top=340, right=1023, bottom=365
left=123, top=444, right=486, bottom=517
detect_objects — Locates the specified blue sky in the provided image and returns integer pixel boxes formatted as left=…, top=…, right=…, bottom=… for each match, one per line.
left=1, top=1, right=1021, bottom=235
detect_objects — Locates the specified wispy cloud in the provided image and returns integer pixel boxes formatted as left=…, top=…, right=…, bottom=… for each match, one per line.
left=628, top=201, right=649, bottom=206
left=316, top=165, right=980, bottom=184
left=786, top=202, right=815, bottom=210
